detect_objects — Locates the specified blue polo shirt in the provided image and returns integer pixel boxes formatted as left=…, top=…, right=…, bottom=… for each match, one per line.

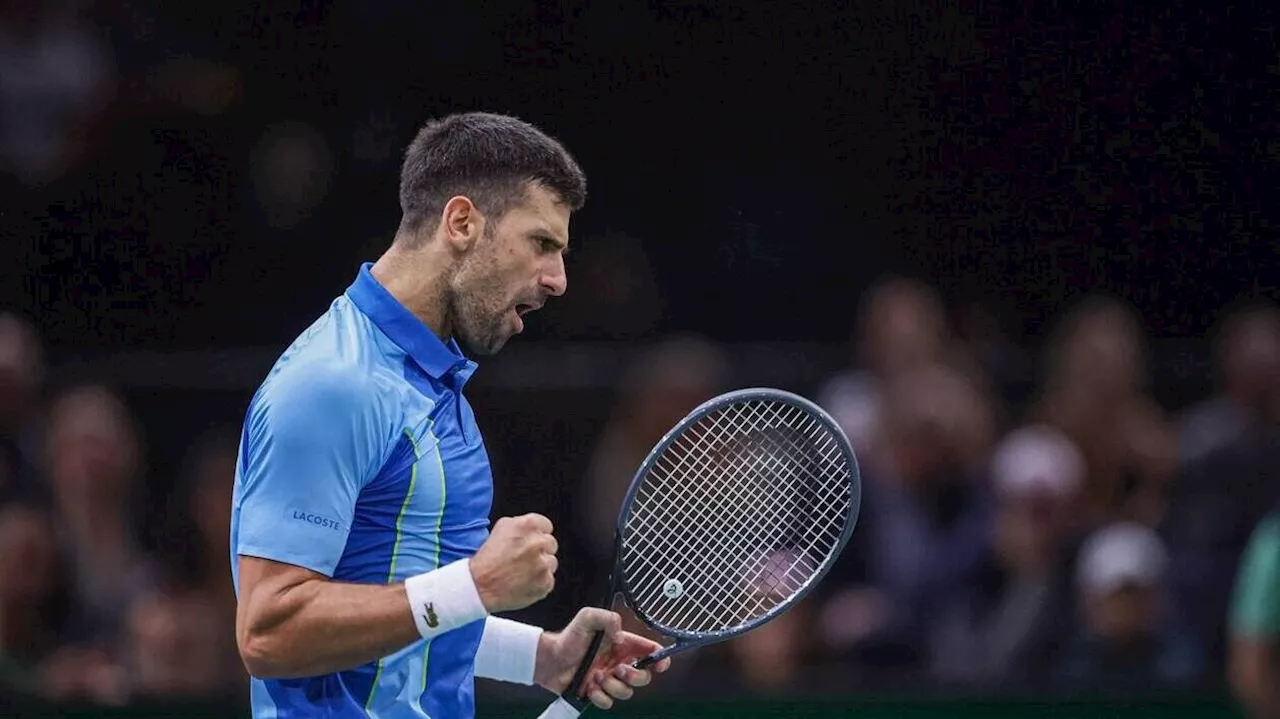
left=231, top=263, right=495, bottom=718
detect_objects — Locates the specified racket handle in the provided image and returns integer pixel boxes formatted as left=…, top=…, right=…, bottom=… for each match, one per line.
left=563, top=629, right=606, bottom=703
left=632, top=653, right=659, bottom=670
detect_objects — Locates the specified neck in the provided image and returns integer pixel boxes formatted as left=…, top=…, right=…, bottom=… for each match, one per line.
left=370, top=244, right=453, bottom=340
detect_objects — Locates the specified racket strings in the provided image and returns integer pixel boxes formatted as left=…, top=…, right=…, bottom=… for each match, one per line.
left=644, top=419, right=839, bottom=605
left=620, top=399, right=853, bottom=635
left=627, top=405, right=843, bottom=629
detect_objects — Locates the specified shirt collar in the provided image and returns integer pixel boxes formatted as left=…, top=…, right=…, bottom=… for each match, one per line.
left=345, top=262, right=477, bottom=387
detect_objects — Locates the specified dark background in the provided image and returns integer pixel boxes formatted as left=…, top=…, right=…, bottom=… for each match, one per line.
left=6, top=0, right=1276, bottom=352
left=3, top=0, right=1279, bottom=713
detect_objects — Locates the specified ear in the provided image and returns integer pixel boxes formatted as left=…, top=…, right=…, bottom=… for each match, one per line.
left=439, top=196, right=485, bottom=253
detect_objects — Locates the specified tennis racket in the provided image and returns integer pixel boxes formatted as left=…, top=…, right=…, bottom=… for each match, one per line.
left=538, top=387, right=861, bottom=718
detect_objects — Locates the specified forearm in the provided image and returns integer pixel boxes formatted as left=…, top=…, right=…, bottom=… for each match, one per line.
left=239, top=559, right=487, bottom=678
left=241, top=579, right=418, bottom=678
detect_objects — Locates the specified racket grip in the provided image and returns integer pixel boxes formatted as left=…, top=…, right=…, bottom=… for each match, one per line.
left=563, top=629, right=606, bottom=702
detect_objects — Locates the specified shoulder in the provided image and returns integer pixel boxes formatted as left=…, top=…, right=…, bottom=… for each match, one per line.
left=254, top=300, right=407, bottom=421
left=259, top=360, right=383, bottom=417
left=249, top=359, right=401, bottom=450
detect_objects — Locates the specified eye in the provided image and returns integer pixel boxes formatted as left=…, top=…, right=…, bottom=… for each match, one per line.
left=537, top=236, right=562, bottom=254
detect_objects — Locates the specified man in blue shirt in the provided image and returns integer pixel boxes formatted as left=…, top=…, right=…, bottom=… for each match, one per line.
left=231, top=112, right=669, bottom=719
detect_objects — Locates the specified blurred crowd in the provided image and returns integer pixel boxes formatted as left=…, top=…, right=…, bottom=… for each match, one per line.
left=3, top=283, right=1280, bottom=710
left=2, top=0, right=1279, bottom=712
left=575, top=281, right=1280, bottom=711
left=0, top=312, right=243, bottom=704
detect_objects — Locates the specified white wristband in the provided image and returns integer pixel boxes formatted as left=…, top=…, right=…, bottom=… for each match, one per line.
left=403, top=559, right=488, bottom=640
left=537, top=697, right=581, bottom=719
left=475, top=616, right=543, bottom=684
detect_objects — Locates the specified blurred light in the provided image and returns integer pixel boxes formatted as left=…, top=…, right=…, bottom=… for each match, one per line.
left=250, top=121, right=334, bottom=229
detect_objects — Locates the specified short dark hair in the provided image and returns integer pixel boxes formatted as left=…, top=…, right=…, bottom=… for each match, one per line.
left=397, top=112, right=587, bottom=237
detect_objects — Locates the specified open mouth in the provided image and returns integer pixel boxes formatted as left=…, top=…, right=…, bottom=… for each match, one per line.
left=515, top=303, right=537, bottom=317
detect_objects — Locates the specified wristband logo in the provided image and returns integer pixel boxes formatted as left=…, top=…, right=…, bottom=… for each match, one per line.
left=288, top=509, right=343, bottom=532
left=422, top=602, right=439, bottom=629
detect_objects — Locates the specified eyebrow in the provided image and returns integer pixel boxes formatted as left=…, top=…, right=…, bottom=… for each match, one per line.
left=533, top=230, right=569, bottom=253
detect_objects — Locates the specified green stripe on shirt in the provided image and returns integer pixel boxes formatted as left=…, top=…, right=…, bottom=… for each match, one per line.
left=365, top=428, right=425, bottom=712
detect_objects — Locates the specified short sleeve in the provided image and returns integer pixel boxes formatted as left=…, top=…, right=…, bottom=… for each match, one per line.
left=1230, top=515, right=1280, bottom=638
left=234, top=365, right=392, bottom=577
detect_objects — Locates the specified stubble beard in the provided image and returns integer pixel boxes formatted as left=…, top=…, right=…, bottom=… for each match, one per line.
left=449, top=257, right=512, bottom=357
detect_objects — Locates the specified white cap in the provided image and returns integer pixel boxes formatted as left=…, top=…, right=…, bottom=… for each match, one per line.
left=991, top=425, right=1085, bottom=499
left=1076, top=522, right=1168, bottom=597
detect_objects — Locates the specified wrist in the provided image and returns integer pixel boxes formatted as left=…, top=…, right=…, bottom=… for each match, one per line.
left=468, top=558, right=500, bottom=613
left=475, top=617, right=543, bottom=685
left=532, top=629, right=558, bottom=690
left=404, top=559, right=489, bottom=640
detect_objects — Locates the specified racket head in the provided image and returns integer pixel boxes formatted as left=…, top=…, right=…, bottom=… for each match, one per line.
left=611, top=387, right=861, bottom=646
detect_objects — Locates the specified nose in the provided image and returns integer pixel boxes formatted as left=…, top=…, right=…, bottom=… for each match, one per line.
left=541, top=254, right=567, bottom=297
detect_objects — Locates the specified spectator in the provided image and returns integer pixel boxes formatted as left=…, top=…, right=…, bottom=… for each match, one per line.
left=0, top=503, right=71, bottom=696
left=0, top=312, right=44, bottom=503
left=154, top=431, right=238, bottom=606
left=1181, top=302, right=1280, bottom=465
left=820, top=363, right=996, bottom=672
left=1161, top=390, right=1280, bottom=672
left=153, top=429, right=244, bottom=696
left=120, top=587, right=231, bottom=700
left=42, top=384, right=155, bottom=654
left=817, top=277, right=952, bottom=459
left=580, top=335, right=729, bottom=685
left=1227, top=506, right=1280, bottom=718
left=1033, top=296, right=1177, bottom=527
left=929, top=425, right=1084, bottom=687
left=581, top=334, right=730, bottom=563
left=1054, top=522, right=1203, bottom=692
left=727, top=550, right=818, bottom=693
left=953, top=299, right=1022, bottom=397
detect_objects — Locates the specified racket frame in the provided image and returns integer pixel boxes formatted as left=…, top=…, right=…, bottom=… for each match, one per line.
left=561, top=387, right=861, bottom=706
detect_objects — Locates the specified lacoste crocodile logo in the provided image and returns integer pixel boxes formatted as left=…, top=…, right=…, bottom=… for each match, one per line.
left=422, top=602, right=439, bottom=629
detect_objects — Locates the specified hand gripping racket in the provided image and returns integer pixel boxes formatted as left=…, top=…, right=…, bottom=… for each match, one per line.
left=538, top=388, right=861, bottom=718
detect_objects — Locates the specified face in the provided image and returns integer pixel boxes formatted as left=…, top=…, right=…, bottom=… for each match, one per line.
left=1224, top=315, right=1280, bottom=400
left=1087, top=584, right=1157, bottom=642
left=993, top=494, right=1064, bottom=573
left=863, top=284, right=945, bottom=373
left=1060, top=310, right=1141, bottom=395
left=448, top=184, right=571, bottom=355
left=45, top=387, right=138, bottom=507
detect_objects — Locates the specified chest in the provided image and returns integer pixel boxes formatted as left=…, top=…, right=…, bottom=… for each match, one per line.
left=408, top=390, right=494, bottom=530
left=359, top=382, right=494, bottom=541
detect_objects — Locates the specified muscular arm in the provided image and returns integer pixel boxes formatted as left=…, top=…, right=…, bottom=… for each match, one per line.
left=235, top=514, right=556, bottom=679
left=232, top=367, right=487, bottom=678
left=232, top=366, right=556, bottom=680
left=236, top=556, right=421, bottom=678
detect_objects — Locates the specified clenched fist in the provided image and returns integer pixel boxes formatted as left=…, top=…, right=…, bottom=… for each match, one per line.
left=470, top=513, right=558, bottom=613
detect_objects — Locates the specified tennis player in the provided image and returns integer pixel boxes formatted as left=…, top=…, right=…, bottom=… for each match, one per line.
left=231, top=112, right=670, bottom=718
